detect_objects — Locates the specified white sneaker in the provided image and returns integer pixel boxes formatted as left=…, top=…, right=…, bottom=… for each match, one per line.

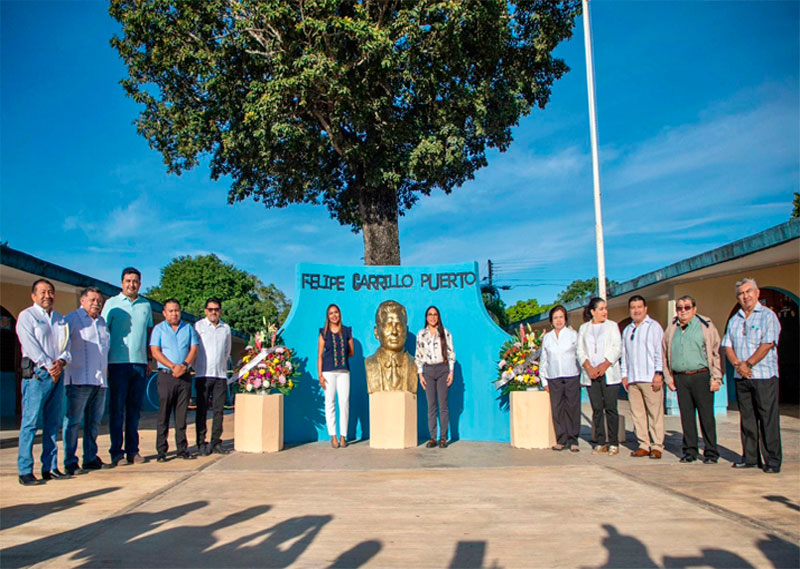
left=608, top=445, right=619, bottom=456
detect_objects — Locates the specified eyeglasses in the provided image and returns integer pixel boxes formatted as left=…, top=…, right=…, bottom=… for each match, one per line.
left=630, top=327, right=637, bottom=341
left=676, top=305, right=693, bottom=312
left=206, top=307, right=221, bottom=312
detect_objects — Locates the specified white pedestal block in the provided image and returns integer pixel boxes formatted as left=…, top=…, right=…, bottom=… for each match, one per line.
left=234, top=393, right=284, bottom=453
left=509, top=390, right=557, bottom=449
left=369, top=391, right=417, bottom=449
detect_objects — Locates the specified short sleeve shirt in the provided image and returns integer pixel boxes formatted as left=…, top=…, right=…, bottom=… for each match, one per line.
left=102, top=293, right=153, bottom=365
left=722, top=304, right=781, bottom=379
left=150, top=320, right=200, bottom=370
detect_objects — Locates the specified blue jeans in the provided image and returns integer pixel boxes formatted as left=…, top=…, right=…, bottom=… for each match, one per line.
left=108, top=363, right=147, bottom=459
left=18, top=368, right=64, bottom=475
left=63, top=385, right=106, bottom=468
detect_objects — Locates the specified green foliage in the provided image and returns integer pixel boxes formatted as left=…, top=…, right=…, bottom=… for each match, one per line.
left=110, top=1, right=581, bottom=261
left=556, top=277, right=619, bottom=305
left=793, top=192, right=799, bottom=218
left=146, top=254, right=290, bottom=336
left=481, top=284, right=510, bottom=329
left=506, top=298, right=551, bottom=324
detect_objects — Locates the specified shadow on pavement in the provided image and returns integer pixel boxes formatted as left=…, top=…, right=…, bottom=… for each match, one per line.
left=327, top=539, right=382, bottom=568
left=0, top=487, right=121, bottom=531
left=1, top=501, right=337, bottom=568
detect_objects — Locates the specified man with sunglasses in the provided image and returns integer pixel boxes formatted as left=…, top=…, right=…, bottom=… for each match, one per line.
left=620, top=295, right=665, bottom=459
left=722, top=278, right=782, bottom=474
left=194, top=297, right=232, bottom=455
left=662, top=295, right=722, bottom=464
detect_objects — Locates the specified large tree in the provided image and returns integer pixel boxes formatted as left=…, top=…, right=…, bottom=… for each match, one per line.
left=556, top=277, right=619, bottom=305
left=146, top=254, right=291, bottom=336
left=110, top=0, right=580, bottom=264
left=506, top=297, right=550, bottom=323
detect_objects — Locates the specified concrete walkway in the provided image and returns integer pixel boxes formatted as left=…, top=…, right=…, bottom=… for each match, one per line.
left=1, top=404, right=798, bottom=568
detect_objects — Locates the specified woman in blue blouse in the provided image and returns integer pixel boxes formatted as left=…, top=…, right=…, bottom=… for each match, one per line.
left=317, top=304, right=354, bottom=448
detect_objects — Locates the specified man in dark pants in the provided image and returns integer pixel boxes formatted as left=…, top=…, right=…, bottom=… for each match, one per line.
left=662, top=295, right=723, bottom=464
left=149, top=299, right=199, bottom=461
left=194, top=297, right=232, bottom=455
left=722, top=278, right=782, bottom=473
left=102, top=267, right=153, bottom=466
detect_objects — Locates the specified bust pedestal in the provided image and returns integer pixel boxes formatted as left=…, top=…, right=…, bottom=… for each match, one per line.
left=234, top=393, right=284, bottom=453
left=509, top=390, right=557, bottom=449
left=369, top=391, right=417, bottom=449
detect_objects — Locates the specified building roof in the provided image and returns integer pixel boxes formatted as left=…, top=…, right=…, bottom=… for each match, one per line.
left=0, top=244, right=249, bottom=339
left=518, top=218, right=800, bottom=325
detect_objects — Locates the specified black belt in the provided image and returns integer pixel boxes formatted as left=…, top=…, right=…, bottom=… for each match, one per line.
left=675, top=367, right=708, bottom=376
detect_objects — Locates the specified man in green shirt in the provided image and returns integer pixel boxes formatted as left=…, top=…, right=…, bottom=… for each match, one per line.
left=101, top=267, right=153, bottom=467
left=662, top=295, right=723, bottom=464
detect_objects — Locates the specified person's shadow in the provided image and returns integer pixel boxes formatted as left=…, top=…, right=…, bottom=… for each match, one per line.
left=348, top=338, right=369, bottom=441
left=0, top=487, right=121, bottom=530
left=284, top=355, right=326, bottom=443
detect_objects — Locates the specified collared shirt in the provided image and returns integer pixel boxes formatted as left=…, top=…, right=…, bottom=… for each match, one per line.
left=670, top=316, right=707, bottom=373
left=621, top=315, right=663, bottom=383
left=64, top=308, right=110, bottom=386
left=722, top=303, right=781, bottom=379
left=584, top=323, right=607, bottom=367
left=414, top=327, right=456, bottom=373
left=194, top=317, right=231, bottom=379
left=102, top=293, right=153, bottom=365
left=150, top=320, right=200, bottom=370
left=16, top=304, right=71, bottom=369
left=539, top=327, right=580, bottom=387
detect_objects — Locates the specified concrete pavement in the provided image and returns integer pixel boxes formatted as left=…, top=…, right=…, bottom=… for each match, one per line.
left=1, top=403, right=798, bottom=568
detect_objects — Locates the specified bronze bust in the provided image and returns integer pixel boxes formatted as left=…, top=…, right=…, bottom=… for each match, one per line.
left=365, top=300, right=418, bottom=394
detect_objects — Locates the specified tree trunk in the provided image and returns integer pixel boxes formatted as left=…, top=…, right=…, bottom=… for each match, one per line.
left=359, top=188, right=401, bottom=265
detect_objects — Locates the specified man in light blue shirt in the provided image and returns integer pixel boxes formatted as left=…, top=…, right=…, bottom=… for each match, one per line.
left=150, top=298, right=199, bottom=461
left=101, top=267, right=153, bottom=466
left=15, top=279, right=72, bottom=485
left=63, top=287, right=110, bottom=475
left=723, top=277, right=782, bottom=473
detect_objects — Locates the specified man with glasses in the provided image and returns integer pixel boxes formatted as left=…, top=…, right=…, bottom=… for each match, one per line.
left=194, top=297, right=232, bottom=455
left=722, top=278, right=782, bottom=473
left=662, top=295, right=722, bottom=464
left=620, top=295, right=665, bottom=459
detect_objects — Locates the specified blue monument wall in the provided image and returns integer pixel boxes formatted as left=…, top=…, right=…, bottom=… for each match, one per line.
left=278, top=262, right=512, bottom=443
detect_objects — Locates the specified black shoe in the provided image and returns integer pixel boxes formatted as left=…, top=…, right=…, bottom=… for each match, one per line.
left=109, top=455, right=125, bottom=467
left=764, top=466, right=781, bottom=474
left=198, top=443, right=212, bottom=456
left=19, top=473, right=44, bottom=486
left=65, top=464, right=88, bottom=475
left=83, top=458, right=105, bottom=470
left=702, top=456, right=718, bottom=464
left=732, top=462, right=757, bottom=469
left=41, top=469, right=72, bottom=480
left=176, top=452, right=196, bottom=460
left=156, top=454, right=167, bottom=463
left=211, top=443, right=230, bottom=455
left=679, top=454, right=697, bottom=463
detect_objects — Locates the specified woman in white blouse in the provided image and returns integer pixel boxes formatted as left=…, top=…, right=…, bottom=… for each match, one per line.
left=540, top=305, right=581, bottom=452
left=577, top=297, right=622, bottom=455
left=415, top=306, right=456, bottom=448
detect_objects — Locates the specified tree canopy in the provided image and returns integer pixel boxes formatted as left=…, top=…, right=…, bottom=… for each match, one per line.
left=146, top=254, right=290, bottom=336
left=110, top=0, right=581, bottom=264
left=506, top=297, right=551, bottom=323
left=481, top=284, right=510, bottom=329
left=555, top=277, right=619, bottom=305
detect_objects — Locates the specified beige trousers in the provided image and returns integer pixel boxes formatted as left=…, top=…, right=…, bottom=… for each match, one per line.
left=628, top=382, right=665, bottom=451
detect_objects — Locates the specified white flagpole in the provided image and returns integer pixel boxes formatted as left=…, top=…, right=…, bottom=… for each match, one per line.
left=582, top=0, right=607, bottom=300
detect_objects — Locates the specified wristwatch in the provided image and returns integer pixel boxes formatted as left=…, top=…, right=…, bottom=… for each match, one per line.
left=745, top=361, right=754, bottom=369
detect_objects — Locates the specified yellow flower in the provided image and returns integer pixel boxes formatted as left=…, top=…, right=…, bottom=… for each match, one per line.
left=243, top=371, right=250, bottom=379
left=288, top=380, right=294, bottom=388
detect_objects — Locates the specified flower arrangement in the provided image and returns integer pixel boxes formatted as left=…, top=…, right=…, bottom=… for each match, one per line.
left=235, top=320, right=300, bottom=397
left=494, top=323, right=544, bottom=394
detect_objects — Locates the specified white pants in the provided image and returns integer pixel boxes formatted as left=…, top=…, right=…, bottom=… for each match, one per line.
left=322, top=371, right=350, bottom=437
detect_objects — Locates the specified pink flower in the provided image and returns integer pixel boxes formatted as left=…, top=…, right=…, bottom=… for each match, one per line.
left=252, top=377, right=262, bottom=389
left=279, top=375, right=286, bottom=385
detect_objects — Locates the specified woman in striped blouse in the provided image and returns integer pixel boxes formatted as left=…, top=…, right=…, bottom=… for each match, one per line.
left=415, top=306, right=456, bottom=448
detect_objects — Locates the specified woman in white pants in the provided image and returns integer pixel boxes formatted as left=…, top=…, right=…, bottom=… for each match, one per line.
left=317, top=304, right=354, bottom=448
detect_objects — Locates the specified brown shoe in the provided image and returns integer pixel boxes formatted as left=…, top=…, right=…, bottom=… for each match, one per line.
left=127, top=453, right=149, bottom=465
left=551, top=444, right=565, bottom=451
left=592, top=445, right=608, bottom=455
left=649, top=449, right=662, bottom=459
left=425, top=439, right=437, bottom=448
left=631, top=448, right=650, bottom=457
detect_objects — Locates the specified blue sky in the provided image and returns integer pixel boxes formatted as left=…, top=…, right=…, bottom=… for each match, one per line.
left=1, top=1, right=798, bottom=308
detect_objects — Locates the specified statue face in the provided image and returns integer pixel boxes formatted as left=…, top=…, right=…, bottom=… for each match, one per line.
left=374, top=303, right=407, bottom=352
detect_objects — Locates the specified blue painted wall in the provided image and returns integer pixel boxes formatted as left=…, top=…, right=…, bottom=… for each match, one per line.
left=279, top=262, right=512, bottom=443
